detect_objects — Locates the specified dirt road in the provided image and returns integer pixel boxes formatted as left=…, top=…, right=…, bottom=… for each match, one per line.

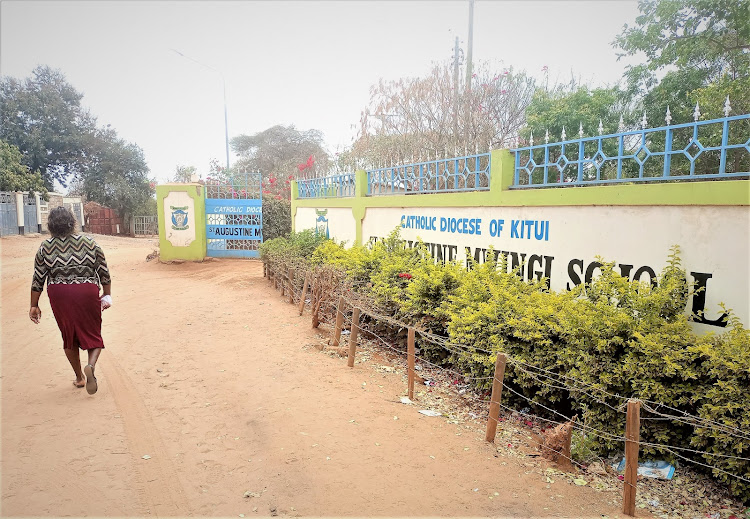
left=1, top=234, right=631, bottom=517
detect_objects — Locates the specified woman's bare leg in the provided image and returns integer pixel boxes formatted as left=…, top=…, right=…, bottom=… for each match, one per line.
left=87, top=347, right=102, bottom=368
left=64, top=348, right=85, bottom=387
left=84, top=348, right=102, bottom=394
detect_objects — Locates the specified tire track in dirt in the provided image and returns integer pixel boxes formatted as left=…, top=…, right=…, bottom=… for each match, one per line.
left=105, top=353, right=187, bottom=517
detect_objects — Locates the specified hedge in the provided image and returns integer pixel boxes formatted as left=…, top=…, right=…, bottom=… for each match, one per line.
left=260, top=228, right=750, bottom=503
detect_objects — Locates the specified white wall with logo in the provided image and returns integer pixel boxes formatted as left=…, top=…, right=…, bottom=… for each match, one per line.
left=163, top=190, right=196, bottom=247
left=296, top=207, right=357, bottom=245
left=303, top=204, right=748, bottom=331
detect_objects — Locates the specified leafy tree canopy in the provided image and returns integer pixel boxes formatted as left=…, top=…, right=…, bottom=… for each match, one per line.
left=0, top=65, right=96, bottom=188
left=522, top=84, right=626, bottom=143
left=230, top=125, right=330, bottom=198
left=615, top=0, right=750, bottom=120
left=69, top=127, right=154, bottom=221
left=0, top=140, right=48, bottom=195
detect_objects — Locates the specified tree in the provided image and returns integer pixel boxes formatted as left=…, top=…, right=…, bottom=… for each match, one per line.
left=346, top=61, right=537, bottom=169
left=616, top=0, right=749, bottom=85
left=171, top=165, right=197, bottom=183
left=72, top=127, right=154, bottom=223
left=615, top=0, right=750, bottom=121
left=518, top=84, right=634, bottom=183
left=0, top=66, right=96, bottom=188
left=523, top=84, right=626, bottom=143
left=230, top=125, right=330, bottom=198
left=0, top=140, right=47, bottom=195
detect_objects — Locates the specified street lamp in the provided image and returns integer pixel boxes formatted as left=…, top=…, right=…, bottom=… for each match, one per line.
left=171, top=49, right=230, bottom=171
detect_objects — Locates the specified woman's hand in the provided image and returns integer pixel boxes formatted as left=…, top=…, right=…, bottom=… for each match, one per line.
left=100, top=295, right=112, bottom=311
left=29, top=306, right=41, bottom=324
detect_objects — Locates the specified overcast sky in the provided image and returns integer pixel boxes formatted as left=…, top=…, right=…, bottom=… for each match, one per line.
left=1, top=0, right=641, bottom=184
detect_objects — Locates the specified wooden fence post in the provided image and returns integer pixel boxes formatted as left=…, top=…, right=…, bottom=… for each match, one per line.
left=263, top=263, right=267, bottom=278
left=288, top=268, right=294, bottom=304
left=280, top=270, right=285, bottom=296
left=623, top=399, right=641, bottom=517
left=298, top=273, right=309, bottom=315
left=407, top=328, right=416, bottom=400
left=311, top=279, right=320, bottom=328
left=347, top=307, right=360, bottom=368
left=332, top=296, right=345, bottom=347
left=485, top=353, right=507, bottom=442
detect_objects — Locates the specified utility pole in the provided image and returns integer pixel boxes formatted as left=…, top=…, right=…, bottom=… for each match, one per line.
left=465, top=0, right=475, bottom=94
left=465, top=0, right=475, bottom=150
left=172, top=49, right=230, bottom=171
left=453, top=36, right=460, bottom=140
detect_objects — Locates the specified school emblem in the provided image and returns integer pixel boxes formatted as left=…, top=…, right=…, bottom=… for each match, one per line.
left=315, top=208, right=329, bottom=239
left=171, top=206, right=189, bottom=230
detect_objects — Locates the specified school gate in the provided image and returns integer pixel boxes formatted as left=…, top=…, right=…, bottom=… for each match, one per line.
left=205, top=171, right=263, bottom=258
left=0, top=192, right=18, bottom=236
left=22, top=194, right=38, bottom=234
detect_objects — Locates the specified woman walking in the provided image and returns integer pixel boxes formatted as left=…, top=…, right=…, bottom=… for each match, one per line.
left=29, top=207, right=112, bottom=394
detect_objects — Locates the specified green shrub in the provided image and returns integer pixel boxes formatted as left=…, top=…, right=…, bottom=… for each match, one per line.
left=265, top=227, right=750, bottom=502
left=262, top=195, right=291, bottom=241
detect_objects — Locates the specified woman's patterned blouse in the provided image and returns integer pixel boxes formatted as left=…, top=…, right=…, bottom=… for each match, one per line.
left=31, top=235, right=111, bottom=292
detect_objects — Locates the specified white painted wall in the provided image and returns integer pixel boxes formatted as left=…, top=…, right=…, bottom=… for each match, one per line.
left=296, top=207, right=357, bottom=246
left=310, top=204, right=748, bottom=331
left=163, top=191, right=196, bottom=247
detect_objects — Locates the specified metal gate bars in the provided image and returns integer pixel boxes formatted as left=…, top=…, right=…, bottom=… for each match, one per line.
left=205, top=171, right=263, bottom=258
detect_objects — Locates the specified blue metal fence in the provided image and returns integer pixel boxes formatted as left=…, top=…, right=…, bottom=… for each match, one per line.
left=297, top=173, right=356, bottom=199
left=512, top=113, right=750, bottom=188
left=367, top=153, right=491, bottom=196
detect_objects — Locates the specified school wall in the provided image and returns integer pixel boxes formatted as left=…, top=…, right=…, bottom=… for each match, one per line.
left=291, top=150, right=750, bottom=332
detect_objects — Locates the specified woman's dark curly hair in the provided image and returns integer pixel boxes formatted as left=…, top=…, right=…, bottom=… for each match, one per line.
left=47, top=207, right=77, bottom=238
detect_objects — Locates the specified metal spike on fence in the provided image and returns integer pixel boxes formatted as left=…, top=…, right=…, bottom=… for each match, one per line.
left=464, top=146, right=468, bottom=157
left=544, top=129, right=549, bottom=144
left=618, top=115, right=625, bottom=132
left=561, top=126, right=566, bottom=141
left=724, top=96, right=731, bottom=117
left=693, top=102, right=701, bottom=122
left=598, top=119, right=604, bottom=135
left=665, top=106, right=672, bottom=125
left=578, top=122, right=584, bottom=138
left=641, top=111, right=648, bottom=129
left=529, top=130, right=534, bottom=147
left=475, top=142, right=478, bottom=154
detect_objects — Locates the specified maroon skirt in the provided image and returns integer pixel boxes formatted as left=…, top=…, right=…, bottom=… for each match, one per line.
left=47, top=283, right=105, bottom=351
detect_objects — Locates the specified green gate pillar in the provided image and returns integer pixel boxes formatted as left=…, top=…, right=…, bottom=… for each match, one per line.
left=157, top=183, right=207, bottom=262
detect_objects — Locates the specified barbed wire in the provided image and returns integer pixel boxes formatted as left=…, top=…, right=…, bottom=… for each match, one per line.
left=342, top=312, right=494, bottom=383
left=640, top=402, right=750, bottom=442
left=265, top=262, right=750, bottom=479
left=507, top=362, right=626, bottom=415
left=638, top=442, right=750, bottom=462
left=662, top=449, right=750, bottom=484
